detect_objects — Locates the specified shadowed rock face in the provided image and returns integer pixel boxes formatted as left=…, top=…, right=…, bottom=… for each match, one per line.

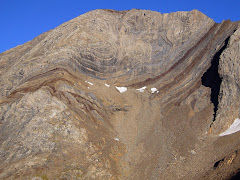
left=0, top=9, right=240, bottom=179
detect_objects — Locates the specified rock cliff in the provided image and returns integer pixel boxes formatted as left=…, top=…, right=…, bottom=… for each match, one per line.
left=0, top=9, right=240, bottom=179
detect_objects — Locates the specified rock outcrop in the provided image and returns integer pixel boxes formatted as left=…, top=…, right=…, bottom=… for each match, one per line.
left=0, top=9, right=240, bottom=179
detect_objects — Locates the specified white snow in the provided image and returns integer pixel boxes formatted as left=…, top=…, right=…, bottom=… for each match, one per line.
left=136, top=86, right=147, bottom=92
left=219, top=118, right=240, bottom=136
left=115, top=86, right=127, bottom=93
left=85, top=81, right=93, bottom=86
left=114, top=138, right=119, bottom=141
left=105, top=83, right=110, bottom=87
left=151, top=87, right=159, bottom=94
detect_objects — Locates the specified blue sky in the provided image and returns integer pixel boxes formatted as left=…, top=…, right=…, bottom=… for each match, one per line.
left=1, top=0, right=240, bottom=53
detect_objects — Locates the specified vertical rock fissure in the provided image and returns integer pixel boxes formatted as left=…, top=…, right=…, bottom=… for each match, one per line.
left=201, top=37, right=230, bottom=122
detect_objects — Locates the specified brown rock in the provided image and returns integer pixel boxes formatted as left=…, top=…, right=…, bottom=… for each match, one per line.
left=0, top=9, right=240, bottom=179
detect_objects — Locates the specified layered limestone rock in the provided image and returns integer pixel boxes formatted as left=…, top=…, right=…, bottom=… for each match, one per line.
left=213, top=28, right=240, bottom=133
left=0, top=9, right=240, bottom=179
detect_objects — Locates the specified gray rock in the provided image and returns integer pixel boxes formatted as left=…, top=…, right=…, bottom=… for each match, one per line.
left=0, top=9, right=240, bottom=180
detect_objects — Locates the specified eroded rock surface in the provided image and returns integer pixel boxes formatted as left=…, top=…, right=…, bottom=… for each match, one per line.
left=0, top=9, right=240, bottom=179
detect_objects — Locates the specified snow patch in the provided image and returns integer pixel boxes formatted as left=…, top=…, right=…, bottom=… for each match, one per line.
left=114, top=138, right=119, bottom=141
left=136, top=86, right=147, bottom=92
left=151, top=88, right=159, bottom=94
left=105, top=83, right=110, bottom=87
left=219, top=118, right=240, bottom=136
left=85, top=81, right=93, bottom=86
left=115, top=86, right=127, bottom=93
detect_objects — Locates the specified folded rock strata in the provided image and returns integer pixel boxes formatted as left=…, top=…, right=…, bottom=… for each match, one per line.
left=0, top=9, right=240, bottom=179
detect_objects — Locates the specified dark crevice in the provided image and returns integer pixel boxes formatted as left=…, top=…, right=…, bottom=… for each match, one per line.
left=201, top=37, right=230, bottom=122
left=213, top=158, right=224, bottom=169
left=229, top=169, right=240, bottom=180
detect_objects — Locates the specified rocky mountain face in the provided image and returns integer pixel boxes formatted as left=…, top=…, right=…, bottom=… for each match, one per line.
left=0, top=9, right=240, bottom=179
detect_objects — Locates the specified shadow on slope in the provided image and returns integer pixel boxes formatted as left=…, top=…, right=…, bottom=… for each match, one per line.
left=201, top=37, right=230, bottom=121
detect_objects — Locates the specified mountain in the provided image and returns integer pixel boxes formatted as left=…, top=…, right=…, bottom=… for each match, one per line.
left=0, top=9, right=240, bottom=179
